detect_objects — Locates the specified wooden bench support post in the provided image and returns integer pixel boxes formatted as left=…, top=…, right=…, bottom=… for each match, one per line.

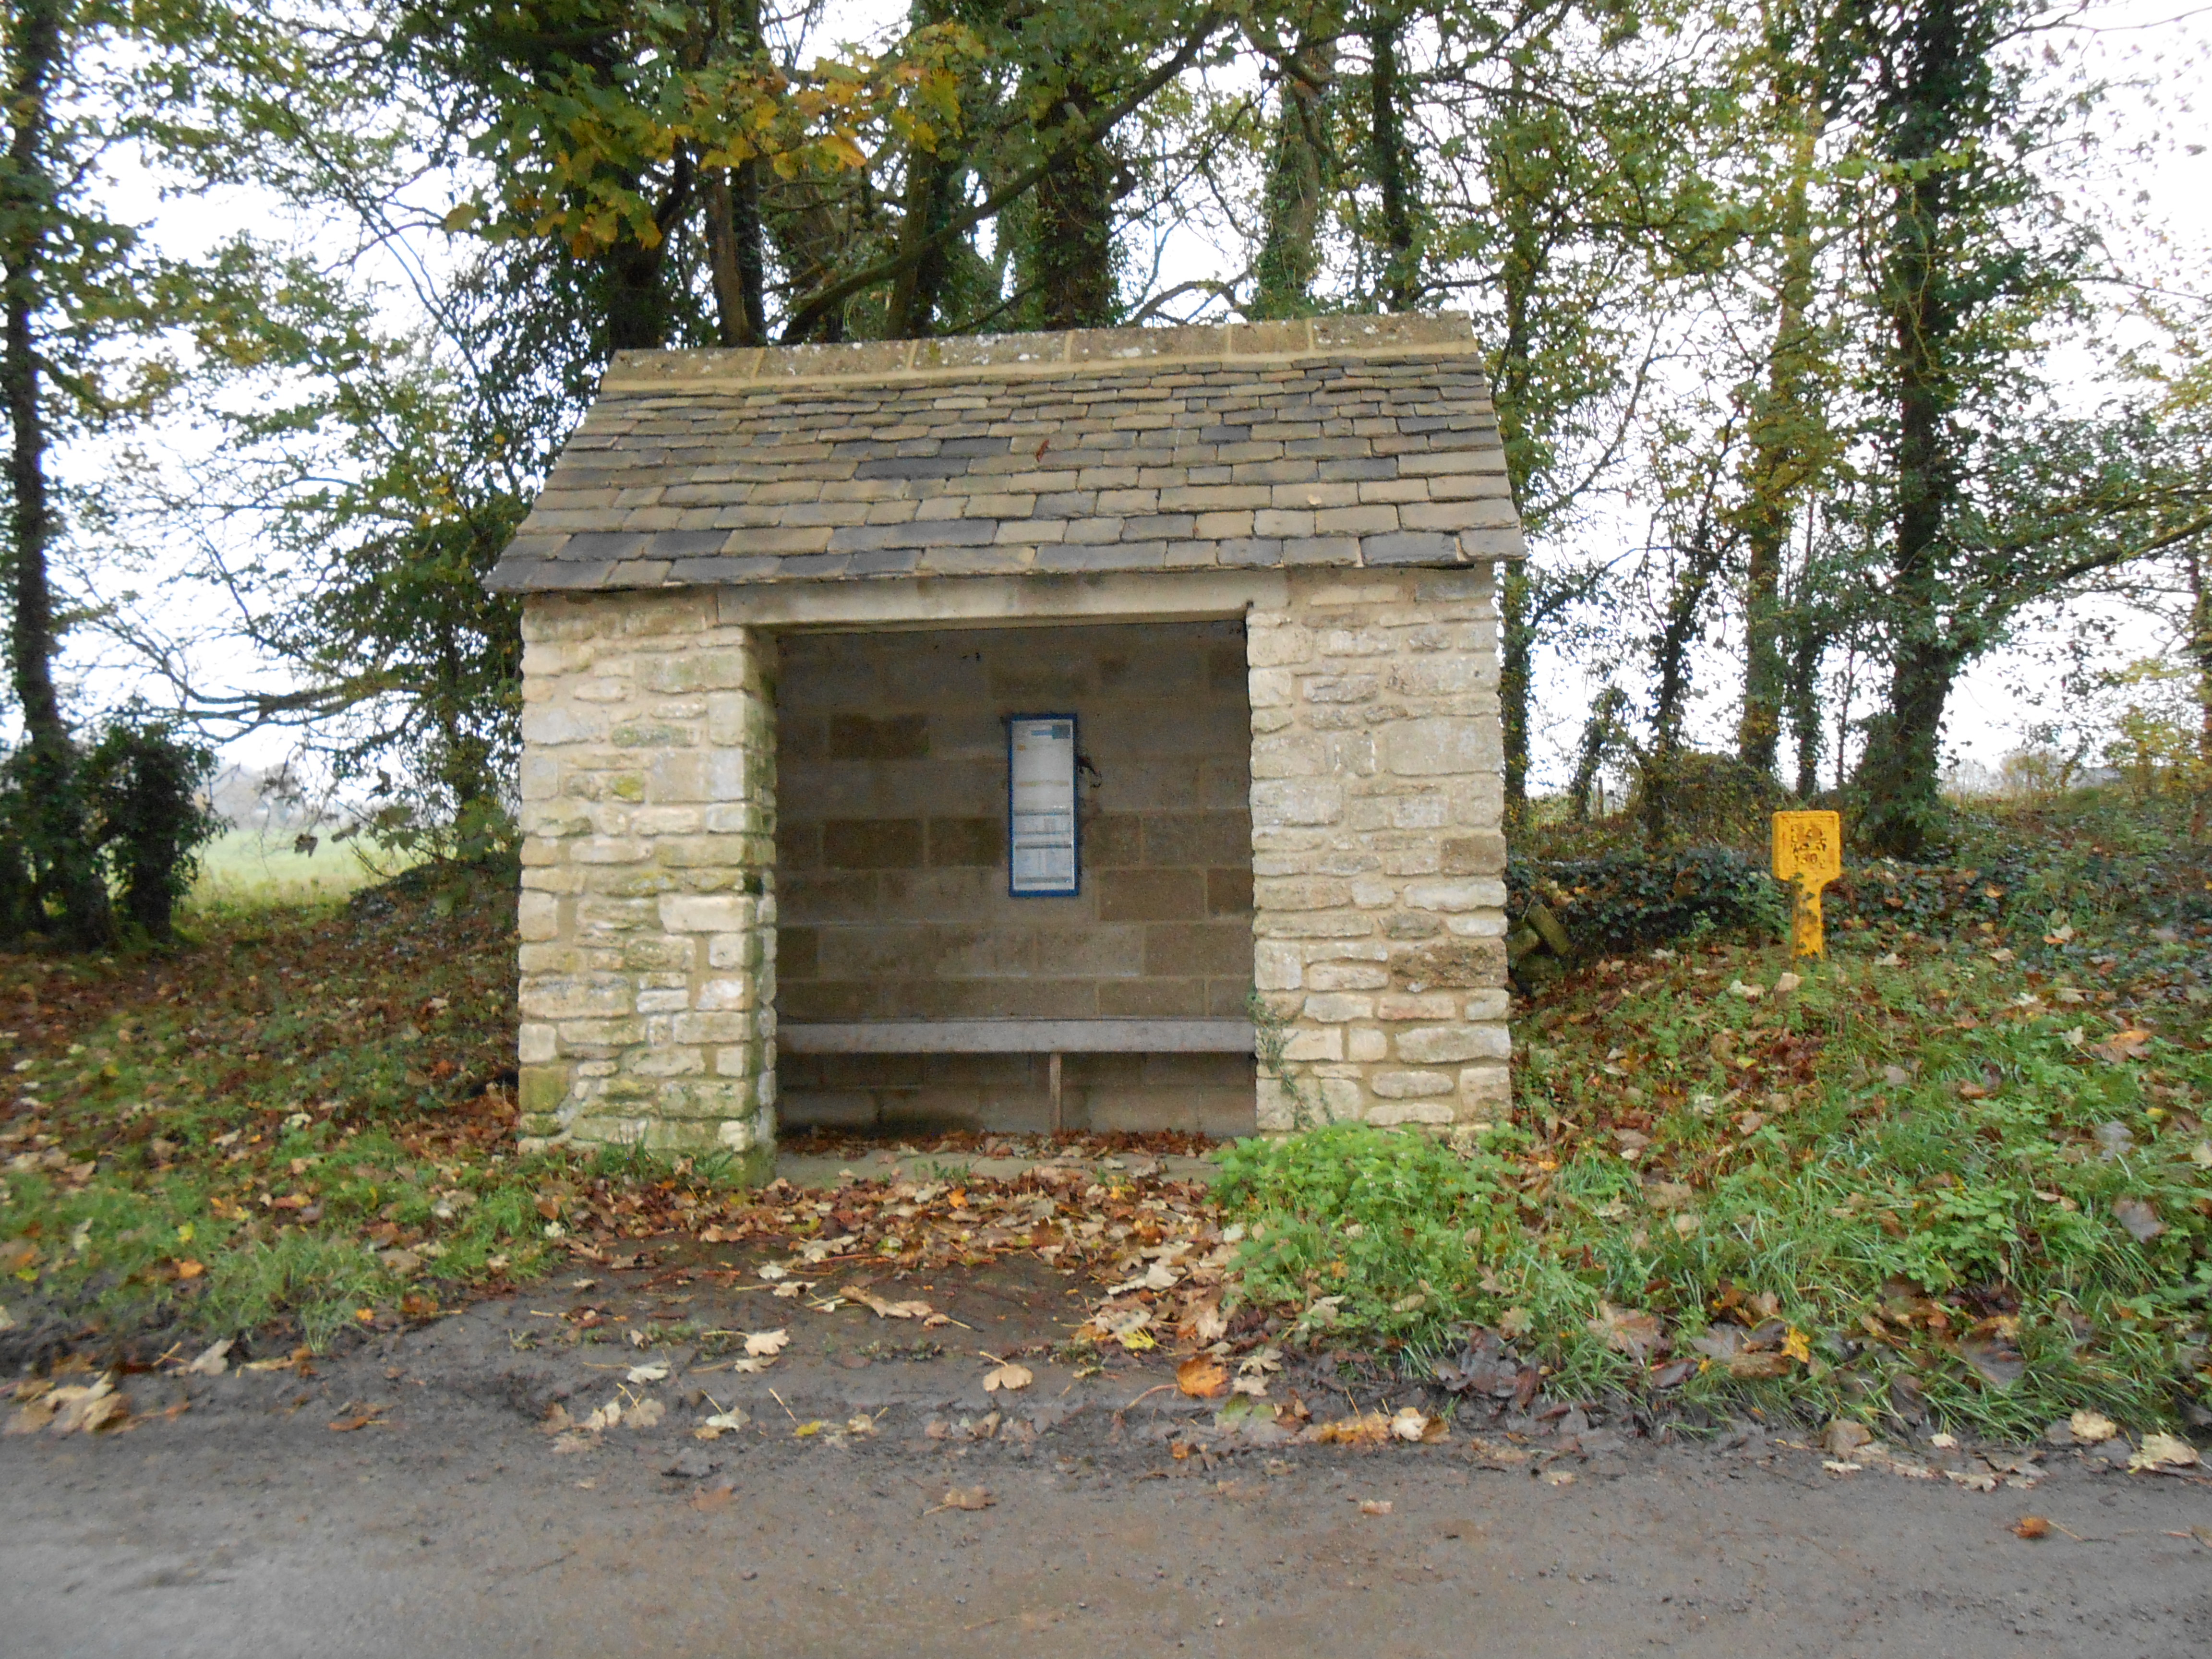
left=1048, top=1052, right=1063, bottom=1134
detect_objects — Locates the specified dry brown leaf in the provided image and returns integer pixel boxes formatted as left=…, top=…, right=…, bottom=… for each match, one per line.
left=1390, top=1407, right=1440, bottom=1443
left=1587, top=1301, right=1663, bottom=1359
left=742, top=1328, right=790, bottom=1358
left=1358, top=1500, right=1393, bottom=1515
left=2011, top=1515, right=2050, bottom=1539
left=1306, top=1412, right=1392, bottom=1446
left=328, top=1404, right=385, bottom=1432
left=1726, top=1350, right=1794, bottom=1380
left=938, top=1485, right=994, bottom=1512
left=2069, top=1409, right=2117, bottom=1443
left=983, top=1362, right=1032, bottom=1393
left=2128, top=1432, right=2199, bottom=1473
left=33, top=1377, right=129, bottom=1436
left=1823, top=1420, right=1874, bottom=1458
left=181, top=1338, right=232, bottom=1378
left=2089, top=1029, right=2153, bottom=1063
left=2112, top=1197, right=2166, bottom=1243
left=1176, top=1356, right=1229, bottom=1399
left=856, top=1292, right=933, bottom=1320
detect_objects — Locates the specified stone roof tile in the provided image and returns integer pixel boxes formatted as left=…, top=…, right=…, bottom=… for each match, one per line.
left=486, top=313, right=1524, bottom=593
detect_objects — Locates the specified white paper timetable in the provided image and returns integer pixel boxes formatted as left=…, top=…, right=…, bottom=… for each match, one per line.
left=1007, top=716, right=1079, bottom=897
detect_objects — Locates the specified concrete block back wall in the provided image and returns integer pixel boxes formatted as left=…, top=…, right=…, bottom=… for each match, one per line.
left=774, top=620, right=1258, bottom=1134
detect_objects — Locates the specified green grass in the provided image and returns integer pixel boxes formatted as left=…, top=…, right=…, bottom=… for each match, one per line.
left=1218, top=791, right=2212, bottom=1436
left=0, top=867, right=744, bottom=1350
left=188, top=828, right=409, bottom=911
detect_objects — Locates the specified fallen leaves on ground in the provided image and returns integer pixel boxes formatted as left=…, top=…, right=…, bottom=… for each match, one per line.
left=1176, top=1356, right=1229, bottom=1399
left=180, top=1338, right=233, bottom=1377
left=982, top=1360, right=1032, bottom=1393
left=933, top=1486, right=994, bottom=1513
left=327, top=1403, right=385, bottom=1432
left=2011, top=1515, right=2051, bottom=1539
left=694, top=1403, right=749, bottom=1439
left=1587, top=1301, right=1663, bottom=1359
left=6, top=1373, right=129, bottom=1436
left=2069, top=1409, right=2117, bottom=1443
left=2128, top=1433, right=2200, bottom=1473
left=854, top=1291, right=933, bottom=1320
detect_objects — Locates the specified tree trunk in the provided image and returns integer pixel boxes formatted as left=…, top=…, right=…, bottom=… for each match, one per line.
left=886, top=143, right=962, bottom=338
left=1735, top=84, right=1826, bottom=778
left=603, top=151, right=694, bottom=352
left=1367, top=15, right=1418, bottom=311
left=1860, top=637, right=1958, bottom=855
left=703, top=165, right=765, bottom=347
left=1500, top=567, right=1531, bottom=821
left=2188, top=542, right=2210, bottom=839
left=1034, top=95, right=1116, bottom=330
left=1, top=0, right=110, bottom=948
left=1642, top=522, right=1731, bottom=847
left=1251, top=26, right=1336, bottom=319
left=1784, top=605, right=1825, bottom=798
left=1858, top=0, right=1971, bottom=857
left=1491, top=142, right=1541, bottom=824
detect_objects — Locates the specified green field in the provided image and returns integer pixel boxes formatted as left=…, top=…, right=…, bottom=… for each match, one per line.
left=188, top=829, right=409, bottom=909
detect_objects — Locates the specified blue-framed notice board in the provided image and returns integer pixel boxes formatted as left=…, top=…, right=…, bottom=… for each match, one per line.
left=1006, top=714, right=1079, bottom=897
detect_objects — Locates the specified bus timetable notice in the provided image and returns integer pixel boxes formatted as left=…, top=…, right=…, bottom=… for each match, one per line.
left=1007, top=716, right=1078, bottom=897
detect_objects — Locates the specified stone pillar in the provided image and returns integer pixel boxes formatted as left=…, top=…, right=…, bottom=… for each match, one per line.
left=513, top=590, right=778, bottom=1176
left=1247, top=565, right=1510, bottom=1130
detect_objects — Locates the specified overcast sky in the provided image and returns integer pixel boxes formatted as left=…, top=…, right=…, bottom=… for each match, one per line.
left=64, top=0, right=2212, bottom=806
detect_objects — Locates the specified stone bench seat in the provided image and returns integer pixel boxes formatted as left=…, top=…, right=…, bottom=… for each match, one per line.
left=779, top=1019, right=1255, bottom=1130
left=778, top=1018, right=1254, bottom=1055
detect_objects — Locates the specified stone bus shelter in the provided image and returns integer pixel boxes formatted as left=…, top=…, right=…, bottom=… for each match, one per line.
left=486, top=313, right=1524, bottom=1173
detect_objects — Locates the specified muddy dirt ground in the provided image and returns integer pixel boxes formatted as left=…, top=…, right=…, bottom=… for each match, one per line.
left=5, top=1257, right=2210, bottom=1658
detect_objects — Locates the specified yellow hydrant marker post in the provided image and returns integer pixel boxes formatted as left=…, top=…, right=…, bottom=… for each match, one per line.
left=1771, top=810, right=1842, bottom=959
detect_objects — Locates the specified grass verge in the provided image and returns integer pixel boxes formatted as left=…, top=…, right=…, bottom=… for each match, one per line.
left=0, top=868, right=738, bottom=1354
left=1217, top=793, right=2212, bottom=1437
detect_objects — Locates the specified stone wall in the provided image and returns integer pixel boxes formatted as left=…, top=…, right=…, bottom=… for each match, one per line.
left=504, top=564, right=1510, bottom=1158
left=1246, top=566, right=1509, bottom=1130
left=513, top=590, right=779, bottom=1172
left=776, top=620, right=1256, bottom=1134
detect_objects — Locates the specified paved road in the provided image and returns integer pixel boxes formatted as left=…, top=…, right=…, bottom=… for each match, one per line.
left=5, top=1295, right=2209, bottom=1658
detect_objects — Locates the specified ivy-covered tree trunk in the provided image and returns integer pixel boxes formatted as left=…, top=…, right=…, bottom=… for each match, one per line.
left=1857, top=0, right=1976, bottom=857
left=1250, top=24, right=1336, bottom=319
left=1491, top=127, right=1543, bottom=824
left=1784, top=600, right=1827, bottom=797
left=2191, top=543, right=2211, bottom=839
left=703, top=163, right=766, bottom=346
left=1033, top=100, right=1116, bottom=330
left=1500, top=567, right=1532, bottom=821
left=603, top=151, right=693, bottom=351
left=1642, top=509, right=1731, bottom=847
left=1366, top=12, right=1419, bottom=311
left=0, top=0, right=110, bottom=949
left=886, top=142, right=963, bottom=338
left=1735, top=84, right=1827, bottom=779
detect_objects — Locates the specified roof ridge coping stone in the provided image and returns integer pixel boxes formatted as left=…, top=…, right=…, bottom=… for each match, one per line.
left=599, top=313, right=1480, bottom=394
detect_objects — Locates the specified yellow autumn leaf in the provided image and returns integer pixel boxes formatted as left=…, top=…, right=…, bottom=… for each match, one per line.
left=1782, top=1326, right=1812, bottom=1363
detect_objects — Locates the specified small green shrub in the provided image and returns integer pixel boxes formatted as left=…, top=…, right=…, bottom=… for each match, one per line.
left=1213, top=1124, right=1520, bottom=1343
left=1508, top=847, right=1790, bottom=960
left=84, top=710, right=223, bottom=940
